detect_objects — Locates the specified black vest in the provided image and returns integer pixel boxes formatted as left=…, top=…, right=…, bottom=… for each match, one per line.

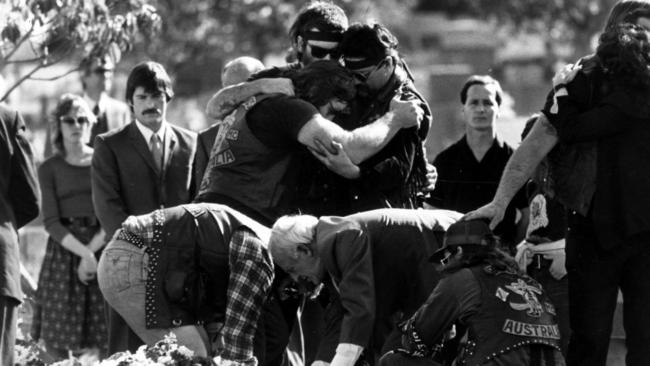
left=458, top=265, right=561, bottom=365
left=196, top=95, right=291, bottom=223
left=146, top=203, right=270, bottom=328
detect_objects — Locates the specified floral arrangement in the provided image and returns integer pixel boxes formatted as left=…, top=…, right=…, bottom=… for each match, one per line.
left=15, top=333, right=217, bottom=366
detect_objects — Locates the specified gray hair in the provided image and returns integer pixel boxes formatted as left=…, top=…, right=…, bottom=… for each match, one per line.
left=268, top=215, right=318, bottom=268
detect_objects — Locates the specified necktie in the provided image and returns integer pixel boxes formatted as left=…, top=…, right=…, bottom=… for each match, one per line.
left=89, top=104, right=107, bottom=147
left=150, top=134, right=163, bottom=172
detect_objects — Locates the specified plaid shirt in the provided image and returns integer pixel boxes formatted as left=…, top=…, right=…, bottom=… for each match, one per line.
left=119, top=210, right=274, bottom=365
left=222, top=228, right=274, bottom=364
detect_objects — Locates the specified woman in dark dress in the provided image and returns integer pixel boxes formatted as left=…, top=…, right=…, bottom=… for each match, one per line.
left=31, top=94, right=107, bottom=359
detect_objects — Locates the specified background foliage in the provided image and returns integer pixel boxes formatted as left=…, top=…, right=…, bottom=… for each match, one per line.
left=0, top=0, right=161, bottom=101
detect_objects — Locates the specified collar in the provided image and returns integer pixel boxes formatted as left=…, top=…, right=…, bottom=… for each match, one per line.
left=83, top=92, right=108, bottom=113
left=459, top=134, right=505, bottom=157
left=135, top=120, right=167, bottom=144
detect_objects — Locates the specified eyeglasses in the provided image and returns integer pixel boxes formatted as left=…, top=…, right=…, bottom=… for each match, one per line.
left=349, top=59, right=387, bottom=81
left=60, top=116, right=91, bottom=125
left=309, top=44, right=340, bottom=59
left=93, top=67, right=113, bottom=75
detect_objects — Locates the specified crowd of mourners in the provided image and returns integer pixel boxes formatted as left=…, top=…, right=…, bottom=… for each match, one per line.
left=2, top=1, right=650, bottom=365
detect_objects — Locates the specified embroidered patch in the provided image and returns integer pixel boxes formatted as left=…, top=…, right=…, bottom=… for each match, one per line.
left=495, top=287, right=509, bottom=302
left=506, top=279, right=544, bottom=317
left=544, top=301, right=557, bottom=316
left=211, top=149, right=235, bottom=166
left=226, top=129, right=239, bottom=140
left=502, top=319, right=561, bottom=339
left=527, top=194, right=549, bottom=237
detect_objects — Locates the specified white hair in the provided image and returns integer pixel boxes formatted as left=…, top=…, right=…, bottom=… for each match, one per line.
left=269, top=215, right=318, bottom=267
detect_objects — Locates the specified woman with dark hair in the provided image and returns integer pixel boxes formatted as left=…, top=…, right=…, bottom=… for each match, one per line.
left=381, top=219, right=564, bottom=366
left=31, top=94, right=107, bottom=359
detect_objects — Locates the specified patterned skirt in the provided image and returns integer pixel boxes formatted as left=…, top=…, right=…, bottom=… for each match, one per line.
left=31, top=218, right=107, bottom=352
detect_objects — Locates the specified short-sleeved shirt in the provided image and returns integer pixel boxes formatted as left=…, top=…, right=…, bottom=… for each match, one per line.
left=246, top=95, right=317, bottom=149
left=428, top=136, right=528, bottom=247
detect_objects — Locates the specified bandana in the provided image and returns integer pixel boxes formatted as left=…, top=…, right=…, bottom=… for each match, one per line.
left=303, top=30, right=343, bottom=43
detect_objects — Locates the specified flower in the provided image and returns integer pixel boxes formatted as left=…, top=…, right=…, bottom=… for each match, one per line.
left=15, top=332, right=216, bottom=366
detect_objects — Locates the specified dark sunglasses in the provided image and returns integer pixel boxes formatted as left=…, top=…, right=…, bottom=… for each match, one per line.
left=93, top=67, right=113, bottom=74
left=309, top=45, right=340, bottom=59
left=349, top=58, right=389, bottom=81
left=60, top=116, right=91, bottom=125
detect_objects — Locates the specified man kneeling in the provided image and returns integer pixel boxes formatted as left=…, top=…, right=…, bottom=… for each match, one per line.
left=97, top=203, right=273, bottom=365
left=381, top=219, right=564, bottom=366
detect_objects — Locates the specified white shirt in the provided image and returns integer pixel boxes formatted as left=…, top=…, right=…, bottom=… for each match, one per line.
left=135, top=120, right=167, bottom=147
left=83, top=92, right=108, bottom=114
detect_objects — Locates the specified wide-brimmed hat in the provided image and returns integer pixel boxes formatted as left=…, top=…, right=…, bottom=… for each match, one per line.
left=429, top=219, right=493, bottom=262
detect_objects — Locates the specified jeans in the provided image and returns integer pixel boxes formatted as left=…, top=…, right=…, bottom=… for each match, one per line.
left=97, top=238, right=210, bottom=356
left=565, top=212, right=650, bottom=366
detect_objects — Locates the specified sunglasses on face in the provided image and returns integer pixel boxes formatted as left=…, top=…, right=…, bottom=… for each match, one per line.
left=93, top=67, right=113, bottom=75
left=309, top=44, right=340, bottom=59
left=60, top=116, right=91, bottom=125
left=349, top=59, right=388, bottom=81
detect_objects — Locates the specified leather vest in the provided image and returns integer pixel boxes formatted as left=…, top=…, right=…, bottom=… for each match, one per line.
left=147, top=203, right=270, bottom=329
left=196, top=94, right=292, bottom=223
left=458, top=265, right=561, bottom=365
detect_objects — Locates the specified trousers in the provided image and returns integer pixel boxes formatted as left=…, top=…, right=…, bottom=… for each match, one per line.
left=565, top=212, right=650, bottom=366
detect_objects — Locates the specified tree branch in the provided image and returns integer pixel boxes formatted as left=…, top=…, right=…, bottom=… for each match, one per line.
left=29, top=66, right=80, bottom=81
left=3, top=57, right=46, bottom=64
left=0, top=62, right=44, bottom=102
left=2, top=20, right=37, bottom=64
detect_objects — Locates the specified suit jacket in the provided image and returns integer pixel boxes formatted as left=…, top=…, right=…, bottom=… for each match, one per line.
left=0, top=105, right=39, bottom=302
left=192, top=123, right=219, bottom=195
left=92, top=121, right=197, bottom=238
left=315, top=208, right=461, bottom=357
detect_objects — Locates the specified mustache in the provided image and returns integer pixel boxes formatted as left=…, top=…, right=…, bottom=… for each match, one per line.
left=143, top=108, right=160, bottom=115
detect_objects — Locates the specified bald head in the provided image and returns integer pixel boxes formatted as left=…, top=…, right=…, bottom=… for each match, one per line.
left=222, top=56, right=265, bottom=87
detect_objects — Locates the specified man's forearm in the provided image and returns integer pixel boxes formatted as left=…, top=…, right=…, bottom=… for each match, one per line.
left=342, top=111, right=402, bottom=164
left=493, top=117, right=558, bottom=208
left=206, top=81, right=262, bottom=120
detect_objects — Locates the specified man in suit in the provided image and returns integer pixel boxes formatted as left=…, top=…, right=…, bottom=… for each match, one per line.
left=268, top=208, right=462, bottom=366
left=0, top=104, right=40, bottom=365
left=193, top=56, right=264, bottom=192
left=80, top=55, right=130, bottom=146
left=92, top=61, right=197, bottom=354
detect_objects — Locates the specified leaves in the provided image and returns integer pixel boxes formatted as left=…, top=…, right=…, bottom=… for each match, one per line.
left=0, top=0, right=161, bottom=101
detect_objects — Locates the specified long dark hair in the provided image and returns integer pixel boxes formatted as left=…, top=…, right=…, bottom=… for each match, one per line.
left=604, top=0, right=650, bottom=32
left=286, top=60, right=357, bottom=108
left=597, top=23, right=650, bottom=90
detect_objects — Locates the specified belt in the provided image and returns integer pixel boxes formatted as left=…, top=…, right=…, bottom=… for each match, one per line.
left=115, top=229, right=146, bottom=250
left=60, top=216, right=99, bottom=227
